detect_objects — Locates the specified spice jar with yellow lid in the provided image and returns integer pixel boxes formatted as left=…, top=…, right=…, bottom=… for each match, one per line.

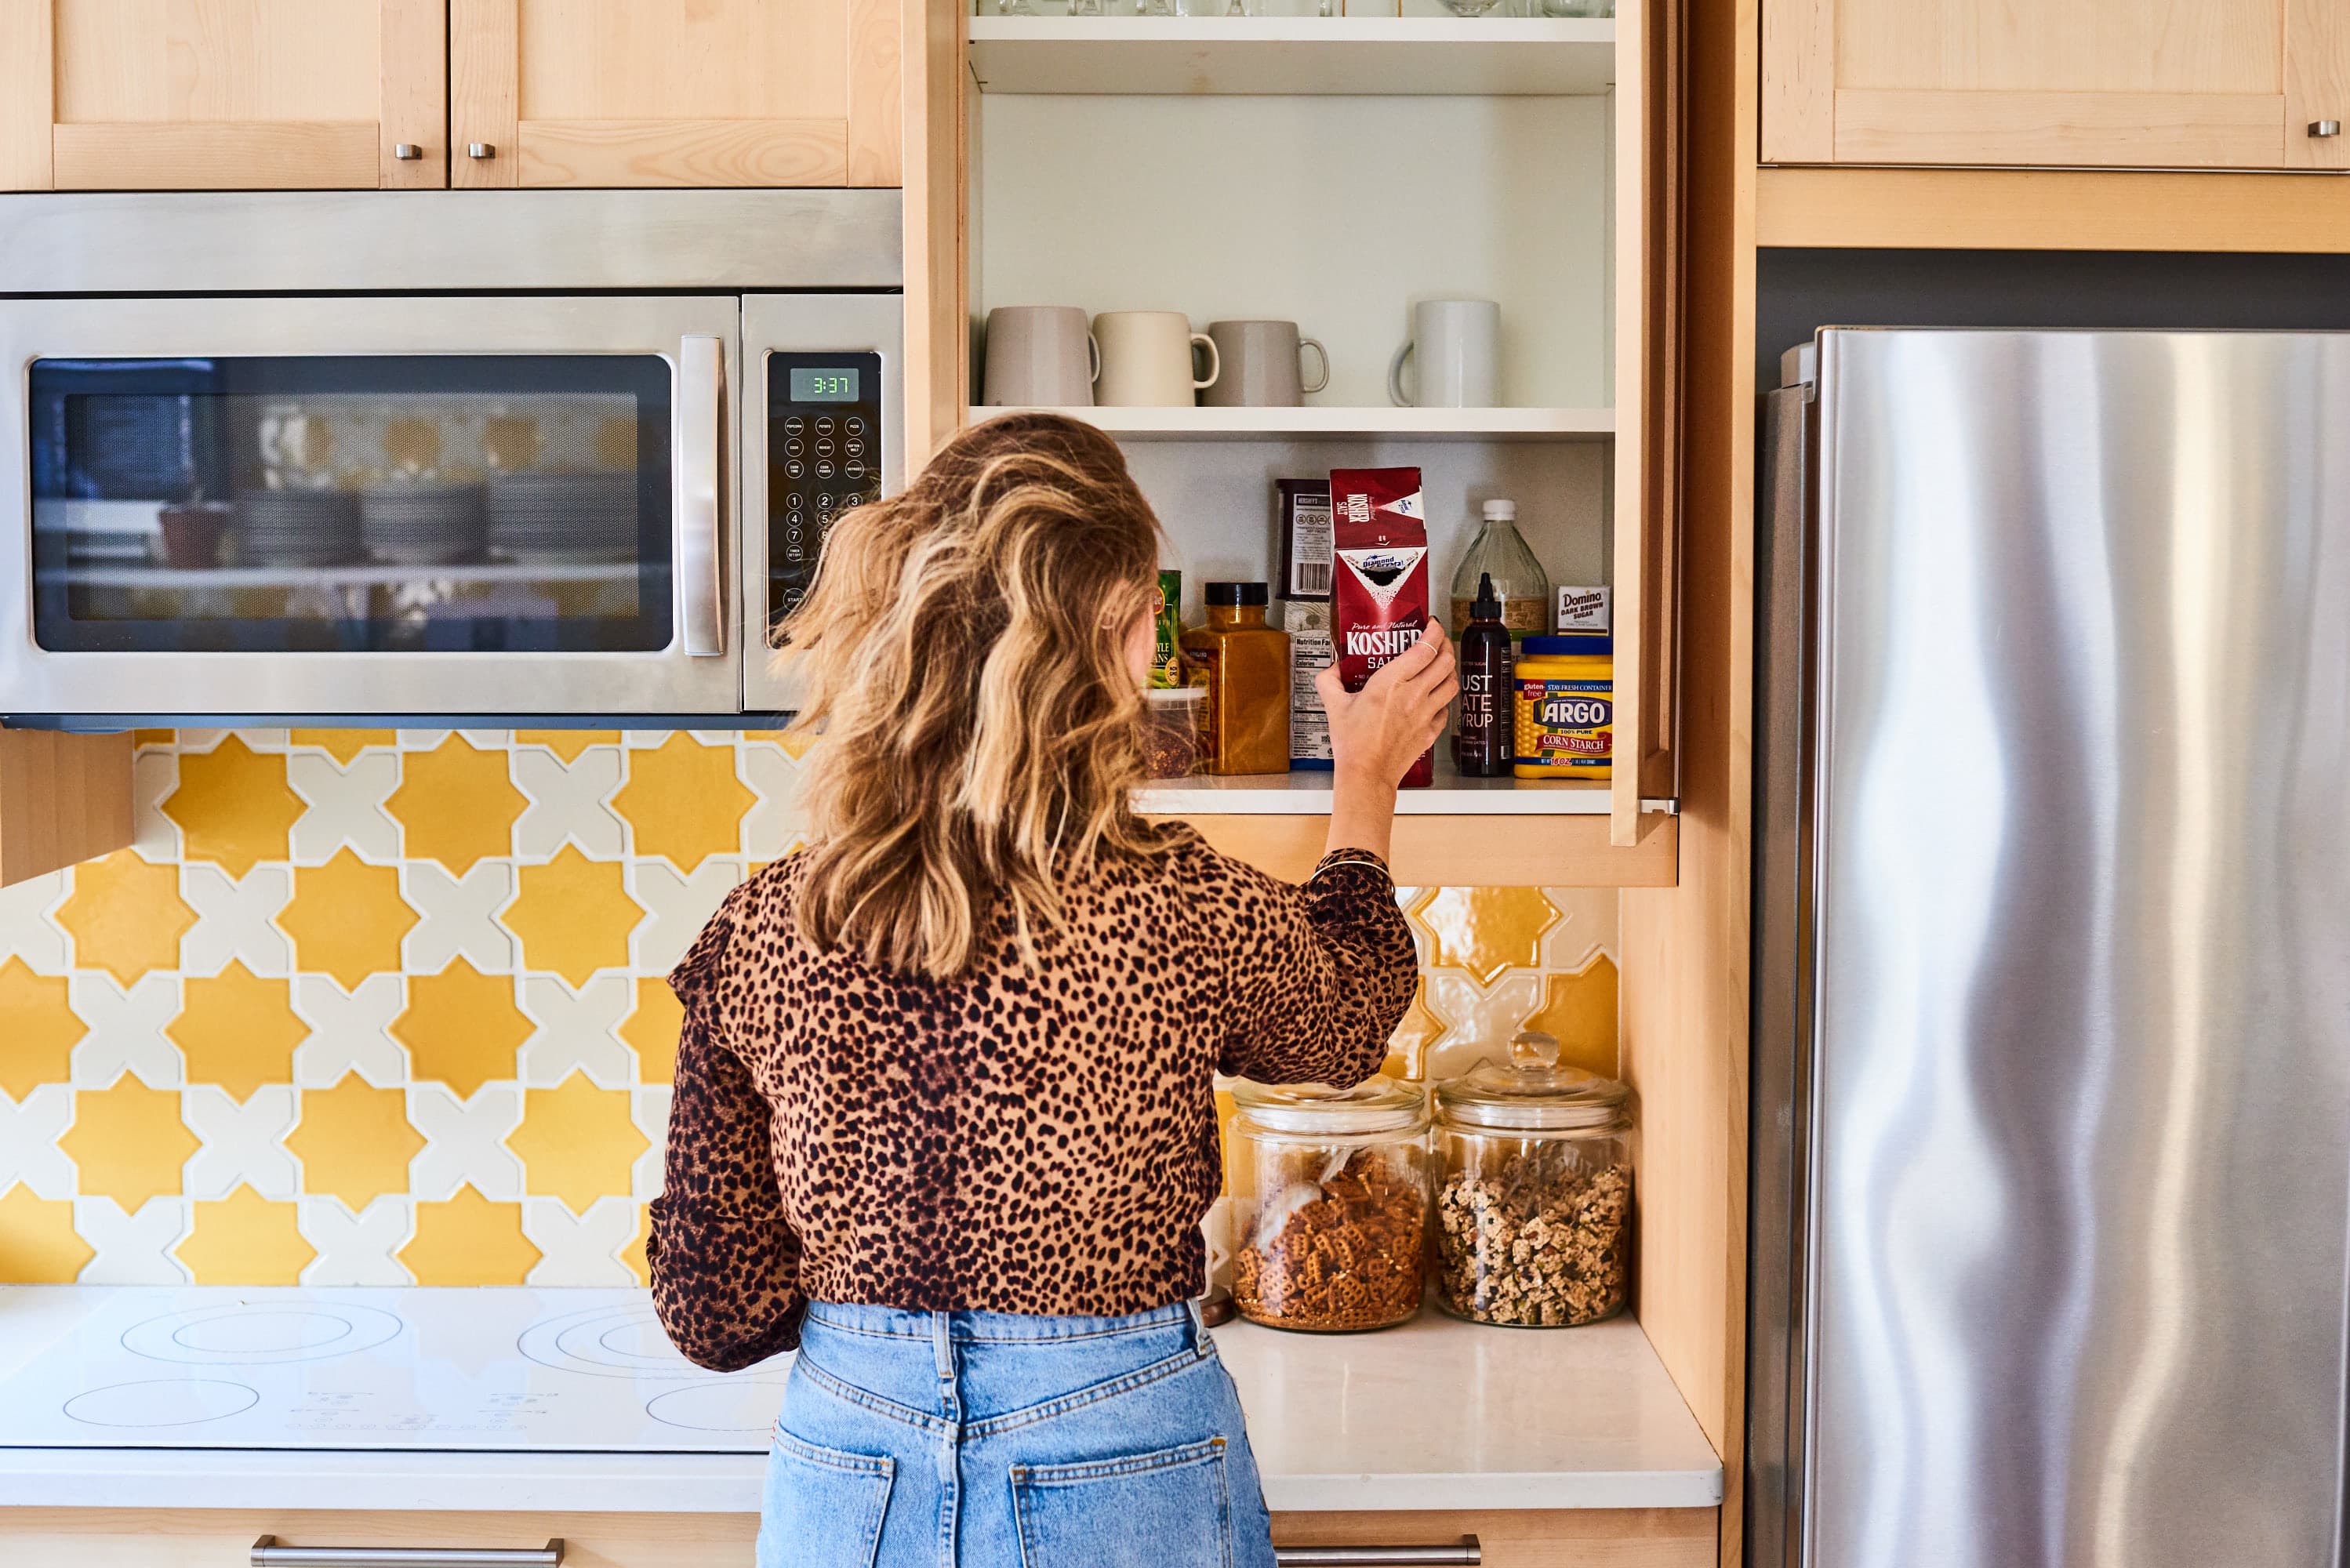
left=1229, top=1078, right=1429, bottom=1332
left=1433, top=1030, right=1632, bottom=1327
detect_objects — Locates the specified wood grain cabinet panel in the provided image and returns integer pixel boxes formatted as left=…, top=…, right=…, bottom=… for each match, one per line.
left=1763, top=0, right=2350, bottom=169
left=1, top=0, right=448, bottom=190
left=452, top=0, right=902, bottom=188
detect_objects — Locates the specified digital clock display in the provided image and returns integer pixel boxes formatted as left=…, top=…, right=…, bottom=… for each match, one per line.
left=790, top=368, right=861, bottom=403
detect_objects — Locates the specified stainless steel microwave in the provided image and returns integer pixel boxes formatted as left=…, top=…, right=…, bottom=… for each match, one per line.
left=0, top=191, right=903, bottom=721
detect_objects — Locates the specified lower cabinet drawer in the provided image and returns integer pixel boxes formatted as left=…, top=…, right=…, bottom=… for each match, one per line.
left=1, top=1505, right=1717, bottom=1567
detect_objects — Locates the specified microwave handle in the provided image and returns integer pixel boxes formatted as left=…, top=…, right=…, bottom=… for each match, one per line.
left=677, top=334, right=726, bottom=658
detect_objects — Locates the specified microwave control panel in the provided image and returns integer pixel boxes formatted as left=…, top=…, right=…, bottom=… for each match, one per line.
left=765, top=350, right=885, bottom=628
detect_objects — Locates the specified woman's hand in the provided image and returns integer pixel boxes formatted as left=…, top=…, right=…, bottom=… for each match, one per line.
left=1315, top=622, right=1458, bottom=864
left=1317, top=621, right=1458, bottom=789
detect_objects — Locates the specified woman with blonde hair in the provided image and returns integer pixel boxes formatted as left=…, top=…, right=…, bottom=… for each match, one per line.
left=648, top=412, right=1453, bottom=1567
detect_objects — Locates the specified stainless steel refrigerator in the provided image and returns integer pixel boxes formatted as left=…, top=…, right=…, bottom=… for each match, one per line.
left=1749, top=329, right=2350, bottom=1568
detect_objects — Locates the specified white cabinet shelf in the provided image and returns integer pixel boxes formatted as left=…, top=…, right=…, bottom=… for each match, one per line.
left=1137, top=768, right=1644, bottom=816
left=967, top=17, right=1618, bottom=96
left=980, top=405, right=1615, bottom=441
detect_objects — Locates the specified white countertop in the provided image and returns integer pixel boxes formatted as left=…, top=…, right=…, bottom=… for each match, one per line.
left=0, top=1287, right=1720, bottom=1515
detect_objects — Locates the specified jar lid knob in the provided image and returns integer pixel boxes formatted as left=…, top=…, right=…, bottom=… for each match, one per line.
left=1509, top=1029, right=1561, bottom=1070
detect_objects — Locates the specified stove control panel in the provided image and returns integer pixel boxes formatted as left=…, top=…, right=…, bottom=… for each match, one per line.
left=765, top=350, right=885, bottom=631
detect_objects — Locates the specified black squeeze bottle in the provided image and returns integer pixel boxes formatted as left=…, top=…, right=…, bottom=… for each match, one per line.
left=1454, top=572, right=1514, bottom=777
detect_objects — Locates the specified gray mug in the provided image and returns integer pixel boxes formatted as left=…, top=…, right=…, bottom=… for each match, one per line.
left=982, top=306, right=1099, bottom=408
left=1200, top=320, right=1331, bottom=408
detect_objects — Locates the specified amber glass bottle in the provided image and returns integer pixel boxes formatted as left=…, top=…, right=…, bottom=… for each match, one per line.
left=1182, top=582, right=1291, bottom=775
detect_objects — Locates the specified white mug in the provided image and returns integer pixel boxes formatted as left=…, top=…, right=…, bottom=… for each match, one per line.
left=1389, top=299, right=1500, bottom=408
left=1094, top=311, right=1221, bottom=407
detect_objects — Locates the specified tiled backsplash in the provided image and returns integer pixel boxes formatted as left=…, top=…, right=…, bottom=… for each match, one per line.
left=0, top=729, right=1618, bottom=1287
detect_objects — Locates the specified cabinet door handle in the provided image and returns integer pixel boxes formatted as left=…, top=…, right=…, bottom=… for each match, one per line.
left=392, top=143, right=423, bottom=161
left=677, top=333, right=728, bottom=658
left=1275, top=1542, right=1480, bottom=1566
left=251, top=1538, right=562, bottom=1567
left=2312, top=120, right=2342, bottom=137
left=467, top=142, right=497, bottom=158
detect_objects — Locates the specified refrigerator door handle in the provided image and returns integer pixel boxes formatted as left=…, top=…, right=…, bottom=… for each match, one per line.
left=677, top=333, right=727, bottom=659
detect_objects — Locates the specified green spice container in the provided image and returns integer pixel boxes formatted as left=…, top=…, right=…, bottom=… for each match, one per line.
left=1152, top=569, right=1183, bottom=689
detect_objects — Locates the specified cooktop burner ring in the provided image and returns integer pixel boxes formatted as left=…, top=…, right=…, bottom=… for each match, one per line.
left=122, top=1302, right=405, bottom=1365
left=64, top=1378, right=261, bottom=1428
left=643, top=1378, right=789, bottom=1434
left=518, top=1302, right=721, bottom=1381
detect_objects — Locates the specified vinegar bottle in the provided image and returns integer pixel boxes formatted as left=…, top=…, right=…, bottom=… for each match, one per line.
left=1449, top=499, right=1552, bottom=641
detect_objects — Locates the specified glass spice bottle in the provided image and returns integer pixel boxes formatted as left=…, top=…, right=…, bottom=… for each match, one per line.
left=1449, top=498, right=1552, bottom=642
left=1453, top=571, right=1514, bottom=777
left=1181, top=582, right=1290, bottom=775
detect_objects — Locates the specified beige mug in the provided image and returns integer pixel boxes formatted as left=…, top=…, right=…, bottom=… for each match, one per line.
left=1094, top=311, right=1221, bottom=407
left=982, top=306, right=1099, bottom=408
left=1201, top=320, right=1330, bottom=408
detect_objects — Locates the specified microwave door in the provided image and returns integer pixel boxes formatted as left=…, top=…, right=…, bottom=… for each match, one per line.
left=2, top=293, right=742, bottom=719
left=739, top=292, right=904, bottom=715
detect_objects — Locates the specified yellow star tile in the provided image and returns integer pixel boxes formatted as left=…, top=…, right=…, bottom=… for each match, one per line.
left=288, top=1073, right=424, bottom=1208
left=55, top=850, right=197, bottom=987
left=503, top=847, right=642, bottom=987
left=400, top=1185, right=543, bottom=1286
left=161, top=734, right=306, bottom=877
left=0, top=1185, right=93, bottom=1283
left=743, top=728, right=818, bottom=761
left=281, top=849, right=418, bottom=989
left=507, top=1070, right=649, bottom=1214
left=0, top=957, right=86, bottom=1099
left=1408, top=887, right=1562, bottom=985
left=133, top=728, right=176, bottom=751
left=392, top=960, right=531, bottom=1098
left=292, top=728, right=397, bottom=765
left=514, top=730, right=619, bottom=764
left=385, top=735, right=526, bottom=876
left=1386, top=976, right=1449, bottom=1080
left=611, top=734, right=754, bottom=869
left=60, top=1076, right=199, bottom=1209
left=618, top=977, right=684, bottom=1085
left=169, top=961, right=309, bottom=1098
left=176, top=1185, right=315, bottom=1285
left=1522, top=955, right=1621, bottom=1080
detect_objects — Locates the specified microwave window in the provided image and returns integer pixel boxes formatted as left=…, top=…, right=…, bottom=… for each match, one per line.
left=27, top=355, right=674, bottom=655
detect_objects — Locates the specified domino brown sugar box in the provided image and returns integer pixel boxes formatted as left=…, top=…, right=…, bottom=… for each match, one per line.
left=1330, top=465, right=1434, bottom=789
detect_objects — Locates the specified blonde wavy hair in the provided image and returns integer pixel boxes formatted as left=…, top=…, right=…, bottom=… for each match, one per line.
left=775, top=412, right=1186, bottom=980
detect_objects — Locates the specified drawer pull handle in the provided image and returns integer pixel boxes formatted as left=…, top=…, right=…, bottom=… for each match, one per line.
left=251, top=1538, right=562, bottom=1567
left=1275, top=1541, right=1480, bottom=1566
left=467, top=143, right=497, bottom=159
left=392, top=143, right=423, bottom=161
left=2312, top=119, right=2342, bottom=137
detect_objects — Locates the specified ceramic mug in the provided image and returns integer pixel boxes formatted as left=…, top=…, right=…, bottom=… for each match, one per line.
left=1200, top=321, right=1331, bottom=408
left=982, top=306, right=1099, bottom=408
left=1389, top=298, right=1500, bottom=408
left=1094, top=311, right=1221, bottom=407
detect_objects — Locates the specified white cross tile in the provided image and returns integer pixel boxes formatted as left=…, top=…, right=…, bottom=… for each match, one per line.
left=69, top=973, right=185, bottom=1089
left=1538, top=885, right=1619, bottom=974
left=130, top=750, right=180, bottom=863
left=181, top=1085, right=300, bottom=1201
left=406, top=1083, right=525, bottom=1201
left=180, top=864, right=294, bottom=978
left=522, top=1195, right=639, bottom=1285
left=517, top=975, right=635, bottom=1090
left=739, top=744, right=805, bottom=865
left=630, top=1085, right=674, bottom=1200
left=288, top=752, right=401, bottom=865
left=401, top=861, right=517, bottom=975
left=630, top=858, right=745, bottom=977
left=74, top=1196, right=191, bottom=1284
left=0, top=1085, right=75, bottom=1200
left=0, top=869, right=71, bottom=971
left=511, top=748, right=626, bottom=862
left=296, top=1196, right=415, bottom=1286
left=1418, top=967, right=1545, bottom=1084
left=290, top=975, right=410, bottom=1089
left=230, top=728, right=292, bottom=753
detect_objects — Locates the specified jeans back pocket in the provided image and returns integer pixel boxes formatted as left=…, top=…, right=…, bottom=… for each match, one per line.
left=759, top=1429, right=895, bottom=1568
left=1011, top=1436, right=1231, bottom=1568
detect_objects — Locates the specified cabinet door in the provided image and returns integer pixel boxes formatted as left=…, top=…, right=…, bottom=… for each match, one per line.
left=0, top=0, right=446, bottom=191
left=1763, top=0, right=2350, bottom=170
left=450, top=0, right=901, bottom=189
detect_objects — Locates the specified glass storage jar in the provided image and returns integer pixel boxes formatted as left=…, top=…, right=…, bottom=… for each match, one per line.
left=1229, top=1078, right=1429, bottom=1332
left=1433, top=1031, right=1632, bottom=1327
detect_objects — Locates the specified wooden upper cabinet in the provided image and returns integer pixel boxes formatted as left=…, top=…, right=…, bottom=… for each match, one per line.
left=450, top=0, right=901, bottom=188
left=1764, top=0, right=2350, bottom=170
left=1, top=0, right=448, bottom=191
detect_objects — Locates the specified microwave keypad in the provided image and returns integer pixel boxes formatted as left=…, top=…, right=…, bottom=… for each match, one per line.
left=768, top=350, right=884, bottom=631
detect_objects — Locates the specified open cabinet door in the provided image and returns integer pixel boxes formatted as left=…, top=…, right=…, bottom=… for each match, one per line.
left=2, top=0, right=446, bottom=191
left=1611, top=0, right=1681, bottom=848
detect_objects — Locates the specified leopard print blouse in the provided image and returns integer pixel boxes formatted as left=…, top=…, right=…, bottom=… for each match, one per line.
left=646, top=840, right=1417, bottom=1371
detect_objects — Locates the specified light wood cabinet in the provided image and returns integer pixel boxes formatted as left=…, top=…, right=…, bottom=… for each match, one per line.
left=450, top=0, right=900, bottom=188
left=1763, top=0, right=2350, bottom=170
left=1, top=0, right=448, bottom=191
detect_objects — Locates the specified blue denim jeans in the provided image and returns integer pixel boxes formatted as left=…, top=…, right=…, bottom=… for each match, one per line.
left=756, top=1299, right=1277, bottom=1568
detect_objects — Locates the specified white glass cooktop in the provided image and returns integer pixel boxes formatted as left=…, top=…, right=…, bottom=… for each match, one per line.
left=0, top=1287, right=790, bottom=1452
